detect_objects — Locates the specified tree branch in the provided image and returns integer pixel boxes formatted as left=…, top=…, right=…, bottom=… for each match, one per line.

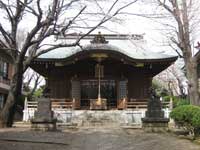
left=0, top=24, right=12, bottom=47
left=0, top=0, right=13, bottom=21
left=61, top=6, right=87, bottom=36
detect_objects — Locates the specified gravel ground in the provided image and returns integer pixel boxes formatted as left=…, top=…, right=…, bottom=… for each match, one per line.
left=0, top=127, right=199, bottom=150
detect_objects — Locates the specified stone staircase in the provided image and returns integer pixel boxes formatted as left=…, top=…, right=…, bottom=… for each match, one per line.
left=72, top=110, right=123, bottom=127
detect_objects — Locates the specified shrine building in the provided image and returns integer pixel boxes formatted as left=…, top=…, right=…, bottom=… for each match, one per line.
left=30, top=33, right=177, bottom=110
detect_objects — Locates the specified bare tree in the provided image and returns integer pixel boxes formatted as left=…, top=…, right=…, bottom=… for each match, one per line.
left=0, top=0, right=138, bottom=127
left=155, top=64, right=187, bottom=97
left=23, top=68, right=43, bottom=101
left=148, top=0, right=200, bottom=105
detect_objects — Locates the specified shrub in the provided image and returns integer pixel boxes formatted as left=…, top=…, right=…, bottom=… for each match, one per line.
left=173, top=98, right=190, bottom=107
left=32, top=87, right=44, bottom=100
left=170, top=105, right=200, bottom=138
left=192, top=111, right=200, bottom=136
left=162, top=96, right=189, bottom=108
left=162, top=96, right=171, bottom=102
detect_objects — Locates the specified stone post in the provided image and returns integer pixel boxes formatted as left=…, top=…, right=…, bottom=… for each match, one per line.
left=31, top=88, right=57, bottom=131
left=142, top=87, right=169, bottom=132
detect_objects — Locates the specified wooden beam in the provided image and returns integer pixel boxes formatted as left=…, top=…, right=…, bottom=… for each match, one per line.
left=57, top=33, right=144, bottom=40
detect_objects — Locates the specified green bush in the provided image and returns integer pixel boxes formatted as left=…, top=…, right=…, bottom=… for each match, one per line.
left=170, top=105, right=200, bottom=138
left=162, top=96, right=171, bottom=102
left=172, top=97, right=190, bottom=107
left=163, top=96, right=189, bottom=107
left=192, top=110, right=200, bottom=136
left=32, top=87, right=44, bottom=100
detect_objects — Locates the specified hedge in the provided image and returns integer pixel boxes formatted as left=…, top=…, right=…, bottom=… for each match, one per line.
left=170, top=105, right=200, bottom=138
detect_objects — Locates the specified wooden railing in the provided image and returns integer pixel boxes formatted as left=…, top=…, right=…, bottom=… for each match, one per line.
left=125, top=99, right=147, bottom=109
left=25, top=101, right=37, bottom=109
left=24, top=98, right=76, bottom=110
left=24, top=98, right=171, bottom=110
left=126, top=101, right=148, bottom=109
left=51, top=99, right=74, bottom=110
left=119, top=98, right=171, bottom=110
left=162, top=101, right=171, bottom=108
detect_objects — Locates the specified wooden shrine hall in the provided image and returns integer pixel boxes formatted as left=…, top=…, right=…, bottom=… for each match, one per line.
left=31, top=33, right=177, bottom=110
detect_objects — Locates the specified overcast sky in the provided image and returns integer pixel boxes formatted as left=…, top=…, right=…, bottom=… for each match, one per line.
left=0, top=0, right=183, bottom=55
left=1, top=0, right=199, bottom=56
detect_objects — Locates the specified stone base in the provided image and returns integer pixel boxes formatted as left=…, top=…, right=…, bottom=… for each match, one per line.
left=31, top=119, right=57, bottom=131
left=142, top=117, right=169, bottom=132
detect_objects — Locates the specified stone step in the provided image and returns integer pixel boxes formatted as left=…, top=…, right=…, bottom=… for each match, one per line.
left=13, top=121, right=79, bottom=130
left=72, top=111, right=123, bottom=127
left=82, top=122, right=119, bottom=127
left=81, top=118, right=119, bottom=127
left=57, top=123, right=78, bottom=130
left=121, top=123, right=142, bottom=129
left=13, top=121, right=31, bottom=128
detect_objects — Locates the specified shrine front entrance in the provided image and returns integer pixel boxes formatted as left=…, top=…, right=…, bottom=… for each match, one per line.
left=80, top=79, right=117, bottom=109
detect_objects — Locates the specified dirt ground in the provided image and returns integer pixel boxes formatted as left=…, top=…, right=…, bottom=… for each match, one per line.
left=0, top=127, right=199, bottom=150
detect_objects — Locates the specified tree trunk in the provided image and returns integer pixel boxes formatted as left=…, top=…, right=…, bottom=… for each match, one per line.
left=0, top=84, right=16, bottom=127
left=0, top=62, right=23, bottom=127
left=180, top=0, right=199, bottom=105
left=185, top=57, right=200, bottom=105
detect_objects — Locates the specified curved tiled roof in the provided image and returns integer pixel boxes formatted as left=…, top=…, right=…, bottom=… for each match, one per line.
left=39, top=36, right=177, bottom=62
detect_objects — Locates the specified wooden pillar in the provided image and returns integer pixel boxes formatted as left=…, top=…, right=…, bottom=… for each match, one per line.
left=71, top=79, right=80, bottom=109
left=117, top=80, right=127, bottom=109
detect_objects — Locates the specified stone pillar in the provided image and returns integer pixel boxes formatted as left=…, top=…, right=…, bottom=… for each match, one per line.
left=31, top=93, right=57, bottom=131
left=142, top=87, right=169, bottom=132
